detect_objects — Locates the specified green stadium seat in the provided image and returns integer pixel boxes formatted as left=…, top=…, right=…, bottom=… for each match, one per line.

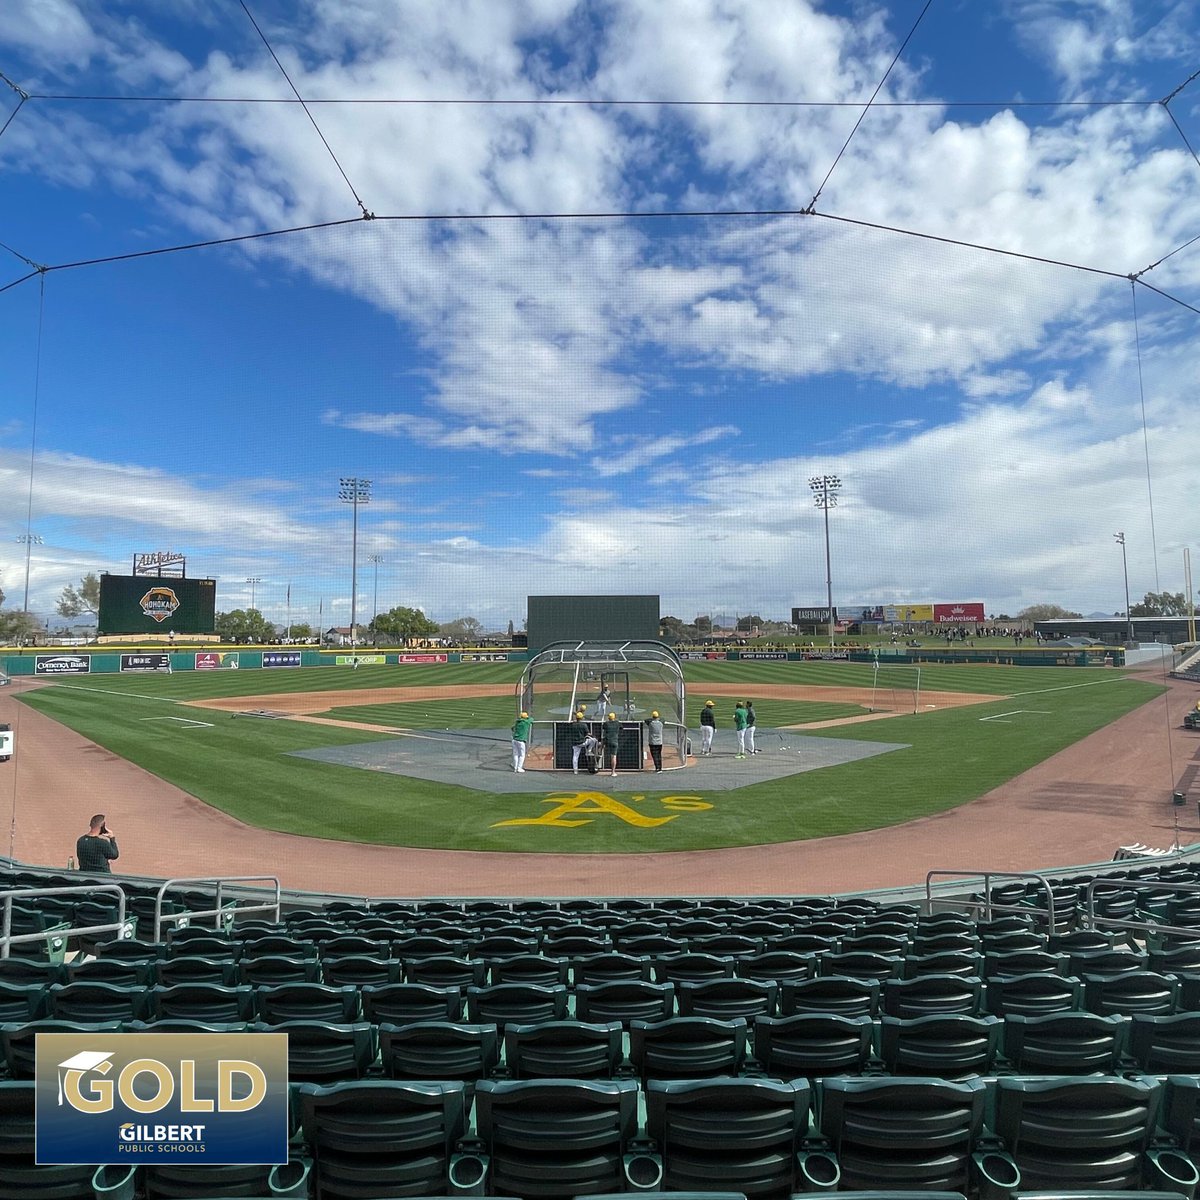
left=251, top=1019, right=376, bottom=1083
left=752, top=1013, right=874, bottom=1079
left=0, top=957, right=64, bottom=987
left=237, top=954, right=323, bottom=987
left=645, top=1077, right=810, bottom=1196
left=153, top=956, right=237, bottom=987
left=0, top=1018, right=121, bottom=1079
left=377, top=1020, right=500, bottom=1085
left=883, top=974, right=982, bottom=1019
left=690, top=934, right=763, bottom=958
left=780, top=976, right=880, bottom=1018
left=321, top=954, right=403, bottom=987
left=149, top=983, right=256, bottom=1023
left=574, top=980, right=675, bottom=1026
left=983, top=972, right=1081, bottom=1018
left=653, top=953, right=737, bottom=985
left=404, top=956, right=487, bottom=989
left=904, top=952, right=983, bottom=980
left=465, top=982, right=568, bottom=1027
left=1002, top=1013, right=1126, bottom=1075
left=503, top=1019, right=623, bottom=1079
left=983, top=950, right=1066, bottom=978
left=878, top=1014, right=1001, bottom=1077
left=64, top=957, right=155, bottom=987
left=1067, top=949, right=1148, bottom=978
left=486, top=954, right=569, bottom=987
left=676, top=978, right=777, bottom=1023
left=47, top=981, right=146, bottom=1023
left=570, top=953, right=652, bottom=985
left=318, top=935, right=382, bottom=958
left=1128, top=1013, right=1200, bottom=1073
left=735, top=951, right=819, bottom=985
left=629, top=1016, right=749, bottom=1081
left=1082, top=971, right=1179, bottom=1017
left=360, top=982, right=463, bottom=1024
left=820, top=951, right=904, bottom=982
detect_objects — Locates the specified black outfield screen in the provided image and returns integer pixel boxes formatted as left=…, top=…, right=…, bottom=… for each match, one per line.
left=527, top=594, right=660, bottom=651
left=98, top=574, right=217, bottom=635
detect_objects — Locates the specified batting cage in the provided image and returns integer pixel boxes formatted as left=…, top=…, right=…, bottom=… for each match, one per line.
left=516, top=640, right=688, bottom=772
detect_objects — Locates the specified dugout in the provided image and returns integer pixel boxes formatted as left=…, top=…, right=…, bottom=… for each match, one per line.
left=517, top=640, right=688, bottom=772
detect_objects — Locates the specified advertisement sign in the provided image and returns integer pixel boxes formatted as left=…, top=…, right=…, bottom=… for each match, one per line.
left=705, top=652, right=726, bottom=660
left=792, top=607, right=835, bottom=624
left=35, top=654, right=91, bottom=675
left=885, top=603, right=935, bottom=622
left=741, top=651, right=788, bottom=660
left=802, top=650, right=850, bottom=660
left=35, top=1032, right=287, bottom=1166
left=334, top=654, right=385, bottom=666
left=396, top=653, right=448, bottom=664
left=933, top=602, right=986, bottom=625
left=120, top=653, right=171, bottom=673
left=460, top=652, right=510, bottom=663
left=194, top=652, right=239, bottom=671
left=262, top=651, right=302, bottom=668
left=680, top=652, right=708, bottom=660
left=844, top=605, right=885, bottom=622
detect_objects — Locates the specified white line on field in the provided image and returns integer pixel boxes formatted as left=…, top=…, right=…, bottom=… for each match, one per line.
left=50, top=684, right=184, bottom=702
left=1007, top=676, right=1136, bottom=698
left=140, top=716, right=213, bottom=729
left=979, top=709, right=1053, bottom=722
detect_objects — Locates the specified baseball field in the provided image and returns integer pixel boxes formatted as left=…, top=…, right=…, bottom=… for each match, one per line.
left=10, top=658, right=1164, bottom=856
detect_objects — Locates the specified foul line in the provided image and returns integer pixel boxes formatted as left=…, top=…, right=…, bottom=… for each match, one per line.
left=979, top=709, right=1053, bottom=723
left=47, top=684, right=185, bottom=703
left=140, top=716, right=214, bottom=729
left=1007, top=676, right=1141, bottom=698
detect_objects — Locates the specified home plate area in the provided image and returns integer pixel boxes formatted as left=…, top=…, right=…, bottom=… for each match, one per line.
left=286, top=728, right=907, bottom=793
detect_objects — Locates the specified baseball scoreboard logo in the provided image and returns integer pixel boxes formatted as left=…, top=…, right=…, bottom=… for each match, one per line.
left=139, top=587, right=181, bottom=624
left=36, top=1033, right=287, bottom=1166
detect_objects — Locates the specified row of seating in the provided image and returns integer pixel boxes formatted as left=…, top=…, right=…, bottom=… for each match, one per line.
left=5, top=1009, right=1200, bottom=1085
left=7, top=1072, right=1200, bottom=1199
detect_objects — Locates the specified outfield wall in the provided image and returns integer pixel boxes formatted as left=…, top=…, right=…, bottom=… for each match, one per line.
left=0, top=644, right=1123, bottom=676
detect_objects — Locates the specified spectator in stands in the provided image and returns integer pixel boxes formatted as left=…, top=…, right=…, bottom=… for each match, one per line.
left=77, top=814, right=119, bottom=873
left=733, top=701, right=748, bottom=759
left=645, top=711, right=664, bottom=772
left=603, top=712, right=621, bottom=777
left=699, top=699, right=716, bottom=755
left=571, top=710, right=590, bottom=774
left=745, top=700, right=758, bottom=754
left=511, top=710, right=532, bottom=773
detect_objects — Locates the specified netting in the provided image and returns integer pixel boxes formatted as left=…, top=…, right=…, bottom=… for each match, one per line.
left=869, top=663, right=922, bottom=714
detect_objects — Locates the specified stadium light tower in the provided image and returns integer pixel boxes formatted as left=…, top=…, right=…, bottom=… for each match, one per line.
left=1114, top=532, right=1133, bottom=646
left=338, top=478, right=372, bottom=651
left=245, top=576, right=263, bottom=612
left=368, top=554, right=384, bottom=644
left=809, top=475, right=841, bottom=647
left=17, top=533, right=43, bottom=615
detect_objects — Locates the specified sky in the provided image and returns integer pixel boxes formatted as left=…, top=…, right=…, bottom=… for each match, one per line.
left=0, top=0, right=1198, bottom=632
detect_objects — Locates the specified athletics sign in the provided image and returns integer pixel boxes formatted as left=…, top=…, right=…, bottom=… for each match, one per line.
left=35, top=1032, right=287, bottom=1166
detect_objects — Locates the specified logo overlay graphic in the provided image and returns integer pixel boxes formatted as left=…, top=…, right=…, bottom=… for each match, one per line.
left=36, top=1033, right=287, bottom=1165
left=139, top=587, right=181, bottom=624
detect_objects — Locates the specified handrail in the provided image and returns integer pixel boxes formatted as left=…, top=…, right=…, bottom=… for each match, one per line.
left=153, top=876, right=280, bottom=941
left=925, top=868, right=1057, bottom=929
left=0, top=884, right=128, bottom=959
left=1083, top=876, right=1200, bottom=940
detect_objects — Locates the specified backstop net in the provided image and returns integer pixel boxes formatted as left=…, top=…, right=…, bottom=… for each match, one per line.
left=517, top=640, right=688, bottom=772
left=869, top=662, right=922, bottom=714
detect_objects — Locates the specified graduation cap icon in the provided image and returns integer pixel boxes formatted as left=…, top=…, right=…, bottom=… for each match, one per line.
left=56, top=1050, right=113, bottom=1106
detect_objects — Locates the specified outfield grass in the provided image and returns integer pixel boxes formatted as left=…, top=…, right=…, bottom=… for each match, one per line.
left=15, top=663, right=1162, bottom=854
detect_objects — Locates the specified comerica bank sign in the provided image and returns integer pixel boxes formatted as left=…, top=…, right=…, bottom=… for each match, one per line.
left=36, top=1033, right=287, bottom=1165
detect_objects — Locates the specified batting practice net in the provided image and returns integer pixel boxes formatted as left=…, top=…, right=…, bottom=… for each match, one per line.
left=869, top=662, right=923, bottom=714
left=517, top=640, right=688, bottom=771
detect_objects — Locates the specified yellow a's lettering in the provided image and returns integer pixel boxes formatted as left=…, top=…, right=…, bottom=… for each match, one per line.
left=660, top=796, right=714, bottom=812
left=493, top=792, right=678, bottom=828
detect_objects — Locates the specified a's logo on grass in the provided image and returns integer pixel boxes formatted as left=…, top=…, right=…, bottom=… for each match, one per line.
left=139, top=586, right=181, bottom=624
left=35, top=1033, right=287, bottom=1166
left=493, top=791, right=712, bottom=828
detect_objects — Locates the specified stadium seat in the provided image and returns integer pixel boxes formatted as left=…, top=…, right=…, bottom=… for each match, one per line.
left=1082, top=971, right=1179, bottom=1017
left=64, top=957, right=155, bottom=986
left=878, top=1014, right=1001, bottom=1077
left=0, top=957, right=64, bottom=986
left=570, top=953, right=652, bottom=985
left=255, top=983, right=359, bottom=1024
left=771, top=933, right=838, bottom=956
left=318, top=934, right=382, bottom=958
left=47, top=981, right=147, bottom=1023
left=251, top=1019, right=376, bottom=1083
left=690, top=934, right=763, bottom=958
left=644, top=1077, right=810, bottom=1196
left=237, top=954, right=323, bottom=986
left=470, top=935, right=540, bottom=959
left=141, top=1160, right=281, bottom=1198
left=1001, top=1012, right=1126, bottom=1075
left=472, top=1078, right=643, bottom=1197
left=0, top=1018, right=120, bottom=1079
left=377, top=1020, right=500, bottom=1085
left=620, top=934, right=688, bottom=956
left=320, top=954, right=403, bottom=987
left=841, top=933, right=911, bottom=957
left=990, top=1075, right=1197, bottom=1194
left=148, top=982, right=256, bottom=1023
left=910, top=934, right=980, bottom=956
left=629, top=1016, right=749, bottom=1081
left=360, top=982, right=463, bottom=1024
left=752, top=1013, right=874, bottom=1079
left=1128, top=1013, right=1200, bottom=1074
left=653, top=952, right=737, bottom=985
left=503, top=1019, right=624, bottom=1079
left=487, top=954, right=570, bottom=987
left=298, top=1079, right=474, bottom=1200
left=93, top=936, right=166, bottom=962
left=882, top=974, right=982, bottom=1019
left=983, top=973, right=1081, bottom=1018
left=676, top=978, right=777, bottom=1022
left=820, top=951, right=904, bottom=981
left=165, top=933, right=238, bottom=959
left=153, top=956, right=237, bottom=987
left=405, top=956, right=487, bottom=989
left=817, top=1076, right=989, bottom=1194
left=983, top=950, right=1066, bottom=978
left=780, top=976, right=880, bottom=1018
left=465, top=982, right=569, bottom=1027
left=735, top=951, right=818, bottom=985
left=391, top=934, right=470, bottom=960
left=904, top=952, right=983, bottom=979
left=574, top=980, right=676, bottom=1025
left=1067, top=949, right=1148, bottom=978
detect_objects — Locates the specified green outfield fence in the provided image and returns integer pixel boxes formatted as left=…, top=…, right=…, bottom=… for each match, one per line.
left=0, top=643, right=1123, bottom=677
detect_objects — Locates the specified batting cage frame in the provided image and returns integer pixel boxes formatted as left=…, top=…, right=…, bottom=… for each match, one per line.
left=516, top=640, right=688, bottom=772
left=869, top=661, right=922, bottom=714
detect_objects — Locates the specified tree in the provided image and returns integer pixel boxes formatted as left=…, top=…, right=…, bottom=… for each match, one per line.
left=438, top=616, right=483, bottom=642
left=659, top=616, right=685, bottom=642
left=372, top=605, right=438, bottom=642
left=215, top=608, right=275, bottom=642
left=507, top=619, right=515, bottom=638
left=694, top=614, right=712, bottom=634
left=1130, top=591, right=1191, bottom=617
left=736, top=614, right=763, bottom=633
left=1017, top=604, right=1082, bottom=622
left=56, top=572, right=101, bottom=619
left=288, top=622, right=313, bottom=639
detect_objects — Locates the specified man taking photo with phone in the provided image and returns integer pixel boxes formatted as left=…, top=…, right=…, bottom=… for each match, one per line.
left=77, top=814, right=119, bottom=873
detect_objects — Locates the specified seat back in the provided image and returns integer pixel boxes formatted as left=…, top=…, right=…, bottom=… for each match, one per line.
left=574, top=980, right=675, bottom=1026
left=1002, top=1013, right=1126, bottom=1075
left=360, top=982, right=462, bottom=1024
left=503, top=1020, right=623, bottom=1080
left=1128, top=1014, right=1200, bottom=1074
left=752, top=1013, right=873, bottom=1079
left=878, top=1015, right=1000, bottom=1077
left=883, top=975, right=981, bottom=1019
left=378, top=1021, right=499, bottom=1083
left=629, top=1016, right=748, bottom=1081
left=781, top=976, right=879, bottom=1018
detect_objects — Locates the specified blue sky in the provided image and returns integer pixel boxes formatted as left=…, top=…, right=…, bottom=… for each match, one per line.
left=1, top=0, right=1197, bottom=631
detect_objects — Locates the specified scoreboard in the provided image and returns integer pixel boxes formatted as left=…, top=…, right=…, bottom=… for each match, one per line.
left=98, top=574, right=216, bottom=636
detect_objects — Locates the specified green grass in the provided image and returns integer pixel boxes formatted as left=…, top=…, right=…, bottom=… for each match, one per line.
left=16, top=663, right=1163, bottom=854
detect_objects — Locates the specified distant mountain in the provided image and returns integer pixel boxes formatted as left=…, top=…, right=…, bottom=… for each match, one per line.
left=1085, top=611, right=1121, bottom=620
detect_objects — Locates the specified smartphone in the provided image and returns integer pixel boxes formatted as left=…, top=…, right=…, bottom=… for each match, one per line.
left=100, top=824, right=108, bottom=834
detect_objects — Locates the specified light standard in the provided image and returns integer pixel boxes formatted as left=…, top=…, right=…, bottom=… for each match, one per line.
left=1114, top=532, right=1133, bottom=646
left=809, top=475, right=841, bottom=647
left=17, top=533, right=43, bottom=615
left=245, top=577, right=263, bottom=612
left=338, top=478, right=372, bottom=651
left=367, top=554, right=384, bottom=644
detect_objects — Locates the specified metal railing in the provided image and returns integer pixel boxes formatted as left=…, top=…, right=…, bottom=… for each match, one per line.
left=153, top=875, right=280, bottom=941
left=1083, top=876, right=1200, bottom=941
left=925, top=868, right=1057, bottom=928
left=0, top=884, right=128, bottom=959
